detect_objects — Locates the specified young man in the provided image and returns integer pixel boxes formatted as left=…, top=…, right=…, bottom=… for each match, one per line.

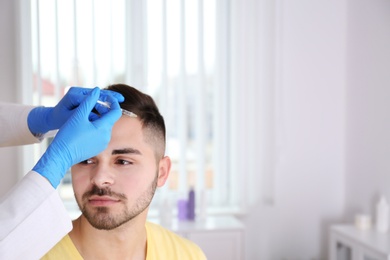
left=42, top=84, right=206, bottom=259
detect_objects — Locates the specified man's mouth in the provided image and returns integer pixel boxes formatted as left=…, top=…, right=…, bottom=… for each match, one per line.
left=88, top=195, right=120, bottom=206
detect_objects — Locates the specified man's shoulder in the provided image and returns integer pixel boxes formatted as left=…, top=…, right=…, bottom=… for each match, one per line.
left=145, top=221, right=191, bottom=244
left=41, top=234, right=82, bottom=260
left=145, top=221, right=206, bottom=260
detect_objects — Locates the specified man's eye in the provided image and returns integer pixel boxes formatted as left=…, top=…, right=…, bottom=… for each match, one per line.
left=80, top=159, right=94, bottom=165
left=117, top=159, right=132, bottom=165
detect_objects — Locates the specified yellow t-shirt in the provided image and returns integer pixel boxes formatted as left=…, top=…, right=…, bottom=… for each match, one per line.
left=41, top=221, right=206, bottom=260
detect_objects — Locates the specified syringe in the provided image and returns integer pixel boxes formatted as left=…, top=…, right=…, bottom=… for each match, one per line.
left=96, top=100, right=111, bottom=108
left=96, top=100, right=137, bottom=118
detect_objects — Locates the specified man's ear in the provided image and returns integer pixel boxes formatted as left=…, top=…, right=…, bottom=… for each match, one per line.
left=157, top=156, right=171, bottom=187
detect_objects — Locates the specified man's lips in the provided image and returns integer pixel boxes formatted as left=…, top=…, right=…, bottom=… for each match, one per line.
left=88, top=195, right=120, bottom=206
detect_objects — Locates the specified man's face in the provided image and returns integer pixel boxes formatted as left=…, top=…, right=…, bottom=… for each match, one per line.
left=71, top=116, right=169, bottom=230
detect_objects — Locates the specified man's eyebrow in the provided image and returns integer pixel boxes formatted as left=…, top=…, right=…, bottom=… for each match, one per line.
left=112, top=148, right=142, bottom=155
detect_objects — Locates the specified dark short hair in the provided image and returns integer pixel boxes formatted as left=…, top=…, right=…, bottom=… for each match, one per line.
left=105, top=84, right=166, bottom=159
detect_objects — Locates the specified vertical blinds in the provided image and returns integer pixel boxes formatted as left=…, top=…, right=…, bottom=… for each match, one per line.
left=31, top=0, right=236, bottom=211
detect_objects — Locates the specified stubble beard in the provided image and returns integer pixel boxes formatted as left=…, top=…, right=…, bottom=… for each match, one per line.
left=75, top=174, right=158, bottom=230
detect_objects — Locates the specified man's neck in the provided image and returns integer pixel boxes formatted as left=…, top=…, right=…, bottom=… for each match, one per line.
left=69, top=215, right=147, bottom=260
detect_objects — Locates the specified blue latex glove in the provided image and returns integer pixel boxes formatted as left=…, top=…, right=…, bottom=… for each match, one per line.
left=32, top=87, right=122, bottom=188
left=27, top=87, right=124, bottom=135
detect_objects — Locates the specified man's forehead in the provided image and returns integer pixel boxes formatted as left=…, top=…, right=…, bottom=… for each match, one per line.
left=111, top=116, right=142, bottom=137
left=108, top=118, right=155, bottom=157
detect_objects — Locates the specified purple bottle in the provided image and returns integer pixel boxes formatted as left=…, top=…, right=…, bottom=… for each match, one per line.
left=178, top=199, right=188, bottom=221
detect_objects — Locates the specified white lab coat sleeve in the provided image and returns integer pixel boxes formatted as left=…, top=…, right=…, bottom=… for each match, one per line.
left=0, top=102, right=57, bottom=147
left=0, top=171, right=72, bottom=259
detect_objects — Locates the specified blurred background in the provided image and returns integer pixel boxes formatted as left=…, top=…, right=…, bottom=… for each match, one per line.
left=1, top=0, right=390, bottom=259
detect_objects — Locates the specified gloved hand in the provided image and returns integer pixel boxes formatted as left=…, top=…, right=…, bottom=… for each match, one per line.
left=32, top=87, right=122, bottom=188
left=27, top=86, right=124, bottom=135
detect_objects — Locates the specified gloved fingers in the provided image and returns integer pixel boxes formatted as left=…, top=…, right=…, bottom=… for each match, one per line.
left=88, top=111, right=100, bottom=121
left=62, top=87, right=124, bottom=108
left=93, top=103, right=110, bottom=116
left=72, top=87, right=101, bottom=122
left=68, top=86, right=94, bottom=95
left=61, top=87, right=93, bottom=109
left=93, top=93, right=123, bottom=117
left=107, top=95, right=121, bottom=110
left=70, top=86, right=124, bottom=101
left=103, top=90, right=125, bottom=103
left=93, top=94, right=112, bottom=115
left=68, top=86, right=124, bottom=103
left=92, top=98, right=122, bottom=129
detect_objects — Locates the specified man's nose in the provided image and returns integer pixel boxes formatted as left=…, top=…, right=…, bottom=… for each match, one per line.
left=90, top=163, right=115, bottom=187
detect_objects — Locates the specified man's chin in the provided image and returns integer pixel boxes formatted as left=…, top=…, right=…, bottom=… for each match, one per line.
left=81, top=208, right=128, bottom=230
left=83, top=214, right=120, bottom=230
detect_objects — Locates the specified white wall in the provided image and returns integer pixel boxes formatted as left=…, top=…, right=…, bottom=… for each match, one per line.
left=240, top=0, right=390, bottom=259
left=239, top=0, right=347, bottom=259
left=0, top=0, right=22, bottom=197
left=345, top=0, right=390, bottom=222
